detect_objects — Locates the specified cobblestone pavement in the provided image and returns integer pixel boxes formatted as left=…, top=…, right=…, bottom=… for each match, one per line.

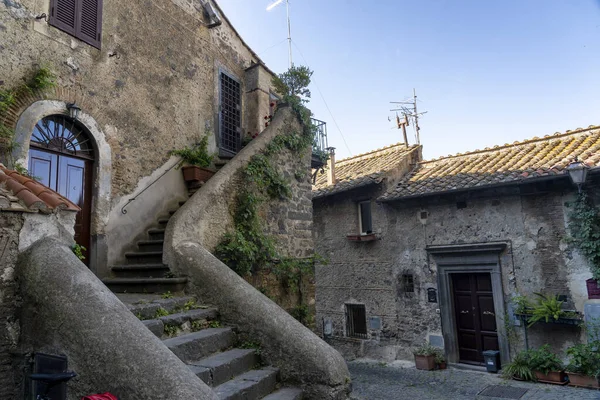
left=349, top=360, right=600, bottom=400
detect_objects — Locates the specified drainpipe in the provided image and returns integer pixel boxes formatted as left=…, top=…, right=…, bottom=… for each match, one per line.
left=326, top=147, right=336, bottom=186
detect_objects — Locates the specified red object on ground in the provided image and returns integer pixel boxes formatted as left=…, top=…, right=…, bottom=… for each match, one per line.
left=82, top=393, right=119, bottom=400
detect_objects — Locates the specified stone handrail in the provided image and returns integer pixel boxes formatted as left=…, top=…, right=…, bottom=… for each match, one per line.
left=18, top=238, right=218, bottom=400
left=164, top=106, right=351, bottom=399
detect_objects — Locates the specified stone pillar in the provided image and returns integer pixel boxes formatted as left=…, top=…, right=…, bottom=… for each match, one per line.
left=244, top=63, right=273, bottom=137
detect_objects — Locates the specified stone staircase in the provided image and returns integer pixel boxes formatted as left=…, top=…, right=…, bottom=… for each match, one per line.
left=117, top=294, right=303, bottom=400
left=101, top=198, right=188, bottom=294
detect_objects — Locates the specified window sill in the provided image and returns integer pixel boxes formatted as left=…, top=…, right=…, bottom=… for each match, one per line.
left=346, top=234, right=378, bottom=242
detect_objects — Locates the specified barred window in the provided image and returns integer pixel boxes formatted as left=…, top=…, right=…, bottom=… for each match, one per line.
left=219, top=72, right=241, bottom=155
left=346, top=304, right=367, bottom=339
left=402, top=274, right=415, bottom=293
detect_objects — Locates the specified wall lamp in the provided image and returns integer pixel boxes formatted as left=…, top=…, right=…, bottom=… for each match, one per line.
left=66, top=103, right=81, bottom=121
left=566, top=158, right=589, bottom=193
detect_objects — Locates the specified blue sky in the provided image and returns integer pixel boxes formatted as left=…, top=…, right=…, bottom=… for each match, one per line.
left=217, top=0, right=600, bottom=161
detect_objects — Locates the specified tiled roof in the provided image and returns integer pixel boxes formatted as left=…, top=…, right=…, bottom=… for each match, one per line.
left=0, top=164, right=80, bottom=213
left=313, top=143, right=420, bottom=198
left=380, top=125, right=600, bottom=201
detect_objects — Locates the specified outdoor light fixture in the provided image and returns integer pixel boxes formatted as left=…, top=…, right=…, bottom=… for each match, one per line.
left=66, top=103, right=81, bottom=121
left=566, top=158, right=589, bottom=193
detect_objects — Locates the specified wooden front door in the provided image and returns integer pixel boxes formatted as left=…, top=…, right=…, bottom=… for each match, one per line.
left=28, top=115, right=95, bottom=264
left=451, top=273, right=499, bottom=364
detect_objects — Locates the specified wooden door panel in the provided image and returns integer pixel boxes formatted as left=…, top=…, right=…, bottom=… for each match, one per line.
left=452, top=273, right=499, bottom=364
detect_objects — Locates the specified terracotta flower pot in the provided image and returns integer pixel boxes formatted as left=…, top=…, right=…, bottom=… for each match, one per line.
left=181, top=166, right=215, bottom=183
left=586, top=278, right=600, bottom=300
left=567, top=372, right=600, bottom=388
left=414, top=354, right=436, bottom=371
left=438, top=361, right=447, bottom=370
left=534, top=370, right=567, bottom=384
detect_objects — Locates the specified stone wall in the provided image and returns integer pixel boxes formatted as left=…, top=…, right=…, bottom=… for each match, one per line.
left=314, top=178, right=594, bottom=362
left=0, top=212, right=24, bottom=400
left=1, top=0, right=277, bottom=273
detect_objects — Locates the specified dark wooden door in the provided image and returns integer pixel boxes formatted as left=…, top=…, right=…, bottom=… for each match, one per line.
left=451, top=273, right=499, bottom=364
left=29, top=148, right=92, bottom=263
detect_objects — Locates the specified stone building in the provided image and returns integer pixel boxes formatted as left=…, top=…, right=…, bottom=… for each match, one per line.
left=0, top=1, right=350, bottom=399
left=314, top=126, right=600, bottom=367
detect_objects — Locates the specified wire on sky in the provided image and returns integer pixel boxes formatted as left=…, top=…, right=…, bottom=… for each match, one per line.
left=258, top=38, right=288, bottom=57
left=291, top=40, right=353, bottom=156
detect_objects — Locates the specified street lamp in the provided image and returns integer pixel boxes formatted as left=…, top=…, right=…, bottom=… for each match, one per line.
left=566, top=158, right=589, bottom=193
left=66, top=103, right=81, bottom=121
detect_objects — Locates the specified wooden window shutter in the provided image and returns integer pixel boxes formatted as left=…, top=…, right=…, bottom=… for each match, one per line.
left=76, top=0, right=103, bottom=49
left=48, top=0, right=102, bottom=49
left=49, top=0, right=77, bottom=36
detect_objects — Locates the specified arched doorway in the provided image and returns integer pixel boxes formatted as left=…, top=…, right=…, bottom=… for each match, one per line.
left=28, top=115, right=95, bottom=263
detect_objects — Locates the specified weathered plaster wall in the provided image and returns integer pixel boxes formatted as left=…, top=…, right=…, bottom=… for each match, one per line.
left=314, top=181, right=593, bottom=362
left=1, top=0, right=276, bottom=273
left=0, top=211, right=24, bottom=400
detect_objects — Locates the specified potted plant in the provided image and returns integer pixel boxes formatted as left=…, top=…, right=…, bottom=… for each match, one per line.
left=434, top=349, right=447, bottom=370
left=526, top=293, right=565, bottom=327
left=565, top=342, right=600, bottom=388
left=528, top=345, right=566, bottom=384
left=412, top=343, right=437, bottom=371
left=502, top=349, right=535, bottom=381
left=169, top=136, right=216, bottom=184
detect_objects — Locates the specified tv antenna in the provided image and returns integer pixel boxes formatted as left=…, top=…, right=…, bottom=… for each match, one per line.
left=267, top=0, right=293, bottom=68
left=389, top=89, right=427, bottom=145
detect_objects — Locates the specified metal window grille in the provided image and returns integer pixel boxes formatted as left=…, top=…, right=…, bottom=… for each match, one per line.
left=346, top=304, right=367, bottom=339
left=219, top=72, right=241, bottom=154
left=402, top=274, right=415, bottom=293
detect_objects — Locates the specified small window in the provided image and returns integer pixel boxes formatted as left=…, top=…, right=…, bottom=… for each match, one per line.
left=49, top=0, right=103, bottom=49
left=345, top=304, right=367, bottom=339
left=358, top=201, right=372, bottom=235
left=219, top=71, right=242, bottom=156
left=402, top=274, right=415, bottom=293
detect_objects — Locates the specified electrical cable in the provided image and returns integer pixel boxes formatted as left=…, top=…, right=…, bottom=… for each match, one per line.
left=291, top=40, right=353, bottom=156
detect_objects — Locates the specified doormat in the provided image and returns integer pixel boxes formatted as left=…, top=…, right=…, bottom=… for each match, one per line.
left=478, top=385, right=528, bottom=399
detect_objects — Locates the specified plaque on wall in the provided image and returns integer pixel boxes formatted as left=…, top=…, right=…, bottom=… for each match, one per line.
left=427, top=288, right=437, bottom=303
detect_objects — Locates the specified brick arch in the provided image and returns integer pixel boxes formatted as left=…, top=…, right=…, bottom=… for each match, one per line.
left=11, top=91, right=112, bottom=275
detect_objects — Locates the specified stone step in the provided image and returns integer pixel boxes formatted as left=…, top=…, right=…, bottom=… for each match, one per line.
left=125, top=251, right=163, bottom=264
left=102, top=277, right=187, bottom=293
left=137, top=239, right=165, bottom=252
left=142, top=307, right=219, bottom=338
left=120, top=295, right=197, bottom=319
left=164, top=328, right=236, bottom=363
left=262, top=388, right=303, bottom=400
left=157, top=218, right=170, bottom=226
left=213, top=368, right=279, bottom=400
left=148, top=228, right=166, bottom=240
left=188, top=348, right=259, bottom=387
left=111, top=264, right=170, bottom=278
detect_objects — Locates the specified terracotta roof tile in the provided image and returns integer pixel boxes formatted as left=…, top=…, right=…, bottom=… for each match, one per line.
left=380, top=125, right=600, bottom=201
left=312, top=143, right=420, bottom=198
left=0, top=164, right=80, bottom=213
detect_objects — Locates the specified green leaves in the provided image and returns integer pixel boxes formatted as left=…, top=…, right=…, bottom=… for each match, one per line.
left=528, top=345, right=564, bottom=375
left=271, top=65, right=313, bottom=104
left=528, top=293, right=565, bottom=327
left=569, top=192, right=600, bottom=280
left=566, top=341, right=600, bottom=377
left=169, top=135, right=215, bottom=168
left=502, top=349, right=536, bottom=381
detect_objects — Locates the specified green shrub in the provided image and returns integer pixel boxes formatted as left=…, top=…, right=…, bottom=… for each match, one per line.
left=566, top=341, right=600, bottom=377
left=528, top=345, right=564, bottom=374
left=502, top=350, right=536, bottom=381
left=527, top=293, right=565, bottom=327
left=169, top=135, right=214, bottom=168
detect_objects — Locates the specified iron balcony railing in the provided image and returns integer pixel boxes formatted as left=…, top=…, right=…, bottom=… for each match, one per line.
left=311, top=118, right=328, bottom=168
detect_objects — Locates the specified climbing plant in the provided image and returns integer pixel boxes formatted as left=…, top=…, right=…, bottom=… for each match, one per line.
left=568, top=192, right=600, bottom=281
left=0, top=65, right=57, bottom=166
left=215, top=65, right=320, bottom=287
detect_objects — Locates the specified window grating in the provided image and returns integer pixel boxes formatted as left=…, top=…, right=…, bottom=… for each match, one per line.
left=402, top=274, right=415, bottom=293
left=346, top=304, right=367, bottom=339
left=219, top=72, right=241, bottom=154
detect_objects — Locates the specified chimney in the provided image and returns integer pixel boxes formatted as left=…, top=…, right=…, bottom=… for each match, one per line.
left=327, top=147, right=336, bottom=185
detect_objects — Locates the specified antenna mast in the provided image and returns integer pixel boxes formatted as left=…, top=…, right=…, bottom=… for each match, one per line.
left=390, top=88, right=427, bottom=145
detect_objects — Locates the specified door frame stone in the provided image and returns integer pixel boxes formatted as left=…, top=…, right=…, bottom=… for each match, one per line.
left=427, top=242, right=510, bottom=366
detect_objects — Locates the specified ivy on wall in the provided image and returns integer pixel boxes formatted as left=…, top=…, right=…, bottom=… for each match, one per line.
left=0, top=65, right=57, bottom=167
left=568, top=192, right=600, bottom=281
left=215, top=66, right=323, bottom=326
